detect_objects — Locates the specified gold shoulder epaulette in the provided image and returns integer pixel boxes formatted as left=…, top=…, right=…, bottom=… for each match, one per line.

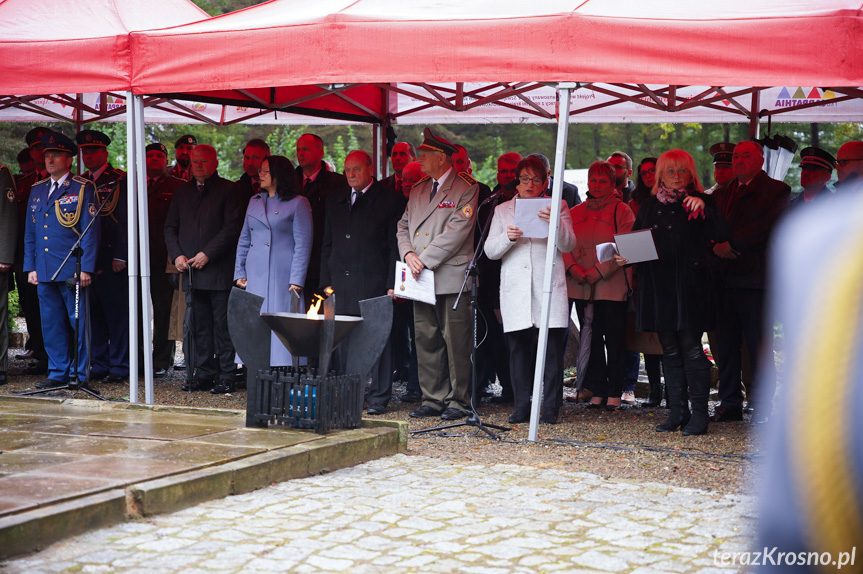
left=458, top=172, right=477, bottom=186
left=416, top=175, right=431, bottom=185
left=112, top=167, right=127, bottom=177
left=71, top=175, right=92, bottom=184
left=33, top=176, right=50, bottom=187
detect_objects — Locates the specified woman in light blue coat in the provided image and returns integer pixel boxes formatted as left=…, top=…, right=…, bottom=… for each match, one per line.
left=234, top=155, right=313, bottom=366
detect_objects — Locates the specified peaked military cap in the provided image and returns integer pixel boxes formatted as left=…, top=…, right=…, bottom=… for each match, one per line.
left=76, top=129, right=111, bottom=148
left=799, top=146, right=836, bottom=171
left=175, top=134, right=197, bottom=147
left=26, top=127, right=50, bottom=148
left=709, top=142, right=735, bottom=164
left=146, top=142, right=169, bottom=156
left=41, top=132, right=77, bottom=156
left=417, top=127, right=458, bottom=156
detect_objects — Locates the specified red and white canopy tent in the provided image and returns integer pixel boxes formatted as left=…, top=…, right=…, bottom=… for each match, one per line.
left=5, top=0, right=863, bottom=433
left=129, top=0, right=863, bottom=438
left=0, top=0, right=212, bottom=404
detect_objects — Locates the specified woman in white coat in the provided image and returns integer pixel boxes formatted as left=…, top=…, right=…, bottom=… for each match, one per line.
left=234, top=155, right=313, bottom=367
left=485, top=157, right=576, bottom=424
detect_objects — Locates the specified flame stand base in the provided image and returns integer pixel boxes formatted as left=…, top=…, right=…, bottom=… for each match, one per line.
left=249, top=367, right=363, bottom=434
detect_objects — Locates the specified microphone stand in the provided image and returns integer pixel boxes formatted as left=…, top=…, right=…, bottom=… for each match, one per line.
left=411, top=191, right=511, bottom=438
left=19, top=181, right=117, bottom=400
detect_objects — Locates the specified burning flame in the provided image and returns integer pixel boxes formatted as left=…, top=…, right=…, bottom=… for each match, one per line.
left=307, top=294, right=324, bottom=318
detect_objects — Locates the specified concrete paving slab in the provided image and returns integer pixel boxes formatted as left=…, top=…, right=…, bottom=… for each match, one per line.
left=90, top=421, right=236, bottom=441
left=186, top=428, right=324, bottom=449
left=0, top=397, right=401, bottom=560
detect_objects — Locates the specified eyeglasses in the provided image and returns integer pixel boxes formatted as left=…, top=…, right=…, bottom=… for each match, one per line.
left=639, top=168, right=656, bottom=176
left=611, top=165, right=627, bottom=171
left=837, top=158, right=863, bottom=166
left=498, top=169, right=517, bottom=175
left=519, top=176, right=544, bottom=185
left=664, top=168, right=690, bottom=176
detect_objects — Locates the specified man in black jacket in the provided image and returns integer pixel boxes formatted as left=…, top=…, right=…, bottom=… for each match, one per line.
left=711, top=141, right=790, bottom=422
left=296, top=133, right=347, bottom=309
left=320, top=151, right=406, bottom=414
left=144, top=142, right=183, bottom=376
left=236, top=138, right=270, bottom=205
left=164, top=145, right=243, bottom=392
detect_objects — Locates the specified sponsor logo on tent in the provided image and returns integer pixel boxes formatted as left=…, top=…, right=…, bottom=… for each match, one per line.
left=193, top=103, right=207, bottom=110
left=775, top=87, right=837, bottom=108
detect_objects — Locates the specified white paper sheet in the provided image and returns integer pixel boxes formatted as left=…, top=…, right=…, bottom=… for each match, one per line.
left=394, top=260, right=436, bottom=305
left=596, top=242, right=619, bottom=263
left=513, top=197, right=552, bottom=238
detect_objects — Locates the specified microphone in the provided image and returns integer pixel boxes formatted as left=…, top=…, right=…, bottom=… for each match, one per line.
left=479, top=189, right=505, bottom=207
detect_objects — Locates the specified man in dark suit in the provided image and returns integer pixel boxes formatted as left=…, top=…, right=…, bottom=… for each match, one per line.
left=13, top=128, right=50, bottom=373
left=296, top=133, right=347, bottom=309
left=380, top=142, right=416, bottom=196
left=711, top=140, right=790, bottom=422
left=236, top=138, right=270, bottom=205
left=320, top=150, right=406, bottom=415
left=0, top=164, right=17, bottom=386
left=144, top=142, right=183, bottom=377
left=164, top=145, right=243, bottom=391
left=77, top=130, right=129, bottom=384
left=608, top=151, right=636, bottom=202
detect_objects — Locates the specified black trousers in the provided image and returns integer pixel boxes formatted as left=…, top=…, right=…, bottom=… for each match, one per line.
left=506, top=327, right=565, bottom=413
left=714, top=287, right=774, bottom=409
left=14, top=271, right=47, bottom=361
left=477, top=297, right=512, bottom=397
left=658, top=329, right=709, bottom=385
left=188, top=288, right=235, bottom=381
left=138, top=270, right=175, bottom=370
left=573, top=299, right=627, bottom=399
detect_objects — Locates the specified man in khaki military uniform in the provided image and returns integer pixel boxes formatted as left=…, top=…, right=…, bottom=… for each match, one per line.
left=0, top=164, right=18, bottom=385
left=396, top=128, right=478, bottom=420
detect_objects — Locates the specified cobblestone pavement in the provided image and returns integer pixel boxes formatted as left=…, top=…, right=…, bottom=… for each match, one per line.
left=3, top=454, right=755, bottom=574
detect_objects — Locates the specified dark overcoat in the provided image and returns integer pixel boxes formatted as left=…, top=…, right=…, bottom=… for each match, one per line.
left=296, top=162, right=347, bottom=294
left=320, top=180, right=406, bottom=316
left=164, top=173, right=243, bottom=291
left=633, top=192, right=724, bottom=333
left=711, top=170, right=790, bottom=289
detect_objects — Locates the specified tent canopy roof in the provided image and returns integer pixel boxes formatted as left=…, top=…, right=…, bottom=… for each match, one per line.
left=0, top=0, right=208, bottom=94
left=131, top=0, right=863, bottom=94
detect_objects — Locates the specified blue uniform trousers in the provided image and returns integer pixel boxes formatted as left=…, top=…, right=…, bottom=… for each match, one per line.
left=37, top=281, right=90, bottom=383
left=90, top=270, right=130, bottom=376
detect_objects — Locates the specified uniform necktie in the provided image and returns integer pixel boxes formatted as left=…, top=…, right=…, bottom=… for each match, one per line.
left=395, top=177, right=403, bottom=194
left=429, top=181, right=439, bottom=203
left=147, top=178, right=155, bottom=188
left=50, top=181, right=58, bottom=200
left=350, top=189, right=358, bottom=207
left=304, top=177, right=311, bottom=189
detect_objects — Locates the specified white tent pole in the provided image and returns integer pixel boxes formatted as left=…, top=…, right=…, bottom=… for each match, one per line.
left=134, top=94, right=155, bottom=404
left=372, top=123, right=383, bottom=180
left=126, top=92, right=140, bottom=403
left=528, top=82, right=575, bottom=442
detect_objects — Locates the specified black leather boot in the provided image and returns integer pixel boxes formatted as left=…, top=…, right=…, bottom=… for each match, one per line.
left=656, top=365, right=690, bottom=432
left=642, top=381, right=664, bottom=408
left=682, top=367, right=710, bottom=436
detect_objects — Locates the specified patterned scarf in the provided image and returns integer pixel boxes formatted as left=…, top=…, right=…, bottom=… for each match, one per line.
left=656, top=183, right=686, bottom=204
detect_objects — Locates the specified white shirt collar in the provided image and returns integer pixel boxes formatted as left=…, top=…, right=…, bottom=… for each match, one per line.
left=432, top=167, right=453, bottom=190
left=48, top=172, right=70, bottom=200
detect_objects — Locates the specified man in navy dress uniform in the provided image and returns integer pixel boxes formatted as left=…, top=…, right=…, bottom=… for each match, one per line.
left=77, top=130, right=129, bottom=384
left=23, top=132, right=100, bottom=388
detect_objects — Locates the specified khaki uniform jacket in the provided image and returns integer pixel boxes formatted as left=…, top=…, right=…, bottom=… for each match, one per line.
left=396, top=169, right=478, bottom=295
